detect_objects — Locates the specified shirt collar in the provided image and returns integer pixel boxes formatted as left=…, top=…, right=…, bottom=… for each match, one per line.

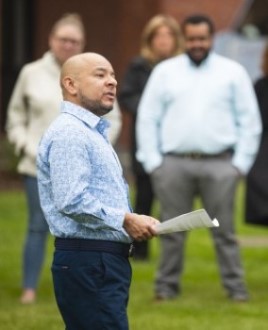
left=60, top=101, right=110, bottom=136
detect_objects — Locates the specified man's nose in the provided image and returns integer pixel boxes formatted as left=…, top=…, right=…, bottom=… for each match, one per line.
left=108, top=76, right=117, bottom=86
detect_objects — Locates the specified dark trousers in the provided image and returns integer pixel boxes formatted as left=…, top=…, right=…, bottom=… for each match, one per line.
left=52, top=250, right=132, bottom=330
left=134, top=172, right=154, bottom=259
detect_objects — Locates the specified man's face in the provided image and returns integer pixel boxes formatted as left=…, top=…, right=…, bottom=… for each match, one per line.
left=76, top=58, right=117, bottom=116
left=184, top=23, right=213, bottom=65
left=49, top=24, right=85, bottom=65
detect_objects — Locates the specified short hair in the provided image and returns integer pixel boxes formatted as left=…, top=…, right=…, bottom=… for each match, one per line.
left=140, top=14, right=183, bottom=63
left=182, top=14, right=215, bottom=35
left=50, top=13, right=86, bottom=40
left=262, top=42, right=268, bottom=76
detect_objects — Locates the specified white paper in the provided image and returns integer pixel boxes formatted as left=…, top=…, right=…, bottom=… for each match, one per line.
left=155, top=209, right=219, bottom=235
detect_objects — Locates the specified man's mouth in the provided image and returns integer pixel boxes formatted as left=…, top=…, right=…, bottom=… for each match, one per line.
left=104, top=92, right=115, bottom=100
left=191, top=48, right=204, bottom=55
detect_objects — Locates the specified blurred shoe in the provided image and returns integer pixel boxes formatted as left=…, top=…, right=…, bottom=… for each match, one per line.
left=154, top=294, right=176, bottom=303
left=20, top=289, right=36, bottom=304
left=229, top=292, right=249, bottom=303
left=154, top=295, right=165, bottom=303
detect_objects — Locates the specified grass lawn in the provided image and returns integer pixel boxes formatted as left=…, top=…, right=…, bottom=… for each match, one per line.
left=0, top=182, right=267, bottom=329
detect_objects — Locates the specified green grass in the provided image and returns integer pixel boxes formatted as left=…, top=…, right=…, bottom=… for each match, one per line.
left=0, top=183, right=267, bottom=329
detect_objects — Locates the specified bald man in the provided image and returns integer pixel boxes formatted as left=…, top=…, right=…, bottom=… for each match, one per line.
left=37, top=52, right=159, bottom=330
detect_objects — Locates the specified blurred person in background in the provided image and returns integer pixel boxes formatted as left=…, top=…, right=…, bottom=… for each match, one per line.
left=136, top=14, right=261, bottom=302
left=119, top=14, right=182, bottom=260
left=6, top=13, right=121, bottom=304
left=246, top=43, right=268, bottom=226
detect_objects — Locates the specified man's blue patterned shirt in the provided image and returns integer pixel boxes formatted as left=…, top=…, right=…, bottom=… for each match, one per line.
left=37, top=101, right=132, bottom=243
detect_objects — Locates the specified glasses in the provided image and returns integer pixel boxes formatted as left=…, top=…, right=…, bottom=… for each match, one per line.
left=54, top=36, right=83, bottom=46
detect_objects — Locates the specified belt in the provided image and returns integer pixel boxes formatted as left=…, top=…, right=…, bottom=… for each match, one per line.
left=166, top=149, right=232, bottom=160
left=55, top=238, right=135, bottom=258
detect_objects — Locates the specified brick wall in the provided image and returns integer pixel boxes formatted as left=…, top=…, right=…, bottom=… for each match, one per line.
left=160, top=0, right=245, bottom=31
left=0, top=0, right=247, bottom=137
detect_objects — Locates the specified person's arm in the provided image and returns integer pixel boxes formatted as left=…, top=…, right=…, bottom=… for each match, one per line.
left=136, top=65, right=166, bottom=173
left=47, top=131, right=160, bottom=237
left=47, top=133, right=128, bottom=231
left=254, top=79, right=268, bottom=130
left=118, top=58, right=149, bottom=114
left=231, top=67, right=262, bottom=174
left=6, top=67, right=29, bottom=156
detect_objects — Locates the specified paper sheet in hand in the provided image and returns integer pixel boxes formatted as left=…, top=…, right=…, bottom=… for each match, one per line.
left=155, top=209, right=219, bottom=235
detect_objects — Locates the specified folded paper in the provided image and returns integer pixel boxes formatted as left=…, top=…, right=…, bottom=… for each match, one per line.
left=155, top=209, right=219, bottom=235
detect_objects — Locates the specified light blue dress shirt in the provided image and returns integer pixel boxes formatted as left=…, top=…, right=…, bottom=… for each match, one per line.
left=37, top=101, right=132, bottom=243
left=136, top=52, right=262, bottom=175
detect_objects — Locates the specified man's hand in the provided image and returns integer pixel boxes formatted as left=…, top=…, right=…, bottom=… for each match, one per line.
left=123, top=213, right=160, bottom=241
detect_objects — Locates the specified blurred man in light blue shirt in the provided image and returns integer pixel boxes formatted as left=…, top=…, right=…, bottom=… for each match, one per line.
left=137, top=15, right=261, bottom=302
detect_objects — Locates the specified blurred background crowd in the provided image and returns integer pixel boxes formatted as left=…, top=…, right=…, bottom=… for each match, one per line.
left=0, top=0, right=268, bottom=306
left=1, top=0, right=268, bottom=164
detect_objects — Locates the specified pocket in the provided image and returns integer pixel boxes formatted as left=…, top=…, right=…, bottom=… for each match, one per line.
left=230, top=164, right=242, bottom=178
left=52, top=251, right=106, bottom=299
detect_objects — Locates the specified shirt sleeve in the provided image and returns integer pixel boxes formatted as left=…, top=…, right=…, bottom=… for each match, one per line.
left=118, top=58, right=150, bottom=115
left=136, top=65, right=166, bottom=173
left=6, top=67, right=28, bottom=155
left=231, top=66, right=262, bottom=174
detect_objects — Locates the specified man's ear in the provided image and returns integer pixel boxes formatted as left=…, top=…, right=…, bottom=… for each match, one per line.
left=62, top=76, right=78, bottom=96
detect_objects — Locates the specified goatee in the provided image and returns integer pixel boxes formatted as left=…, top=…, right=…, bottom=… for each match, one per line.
left=186, top=51, right=209, bottom=66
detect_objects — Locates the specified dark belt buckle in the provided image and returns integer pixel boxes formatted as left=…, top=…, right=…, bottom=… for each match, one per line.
left=128, top=243, right=135, bottom=257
